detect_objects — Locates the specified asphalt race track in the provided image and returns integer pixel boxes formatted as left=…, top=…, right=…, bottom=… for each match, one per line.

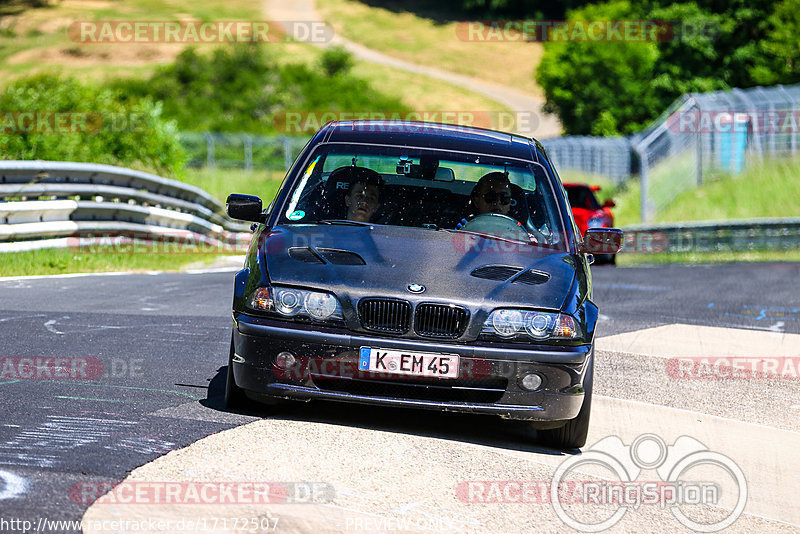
left=1, top=263, right=799, bottom=533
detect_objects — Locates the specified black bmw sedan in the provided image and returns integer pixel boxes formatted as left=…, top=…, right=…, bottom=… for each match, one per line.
left=225, top=120, right=622, bottom=449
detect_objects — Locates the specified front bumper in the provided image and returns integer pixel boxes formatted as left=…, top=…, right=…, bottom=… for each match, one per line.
left=232, top=314, right=592, bottom=422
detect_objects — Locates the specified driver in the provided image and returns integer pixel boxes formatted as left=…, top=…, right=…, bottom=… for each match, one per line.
left=455, top=171, right=513, bottom=229
left=471, top=171, right=512, bottom=216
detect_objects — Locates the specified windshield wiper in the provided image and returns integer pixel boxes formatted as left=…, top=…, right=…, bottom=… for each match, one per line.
left=317, top=219, right=374, bottom=226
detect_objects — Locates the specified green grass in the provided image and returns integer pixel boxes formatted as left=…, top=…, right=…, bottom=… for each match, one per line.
left=0, top=246, right=229, bottom=277
left=181, top=167, right=286, bottom=204
left=654, top=156, right=800, bottom=222
left=566, top=155, right=800, bottom=228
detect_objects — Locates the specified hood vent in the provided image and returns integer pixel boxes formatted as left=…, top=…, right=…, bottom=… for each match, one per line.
left=512, top=269, right=551, bottom=285
left=317, top=248, right=366, bottom=265
left=470, top=265, right=523, bottom=281
left=288, top=247, right=365, bottom=265
left=288, top=247, right=324, bottom=264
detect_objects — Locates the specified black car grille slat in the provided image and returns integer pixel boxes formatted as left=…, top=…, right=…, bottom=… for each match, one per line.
left=314, top=377, right=507, bottom=404
left=359, top=298, right=411, bottom=334
left=415, top=304, right=469, bottom=339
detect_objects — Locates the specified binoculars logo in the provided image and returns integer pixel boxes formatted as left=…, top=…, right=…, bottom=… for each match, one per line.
left=550, top=434, right=747, bottom=532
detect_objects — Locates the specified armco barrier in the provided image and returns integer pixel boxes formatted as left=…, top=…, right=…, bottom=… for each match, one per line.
left=621, top=218, right=800, bottom=254
left=0, top=161, right=251, bottom=252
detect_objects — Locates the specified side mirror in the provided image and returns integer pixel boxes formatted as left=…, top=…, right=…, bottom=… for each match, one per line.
left=603, top=199, right=616, bottom=208
left=582, top=228, right=623, bottom=254
left=226, top=194, right=264, bottom=223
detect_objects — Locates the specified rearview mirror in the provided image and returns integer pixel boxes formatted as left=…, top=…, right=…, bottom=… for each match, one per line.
left=582, top=228, right=623, bottom=254
left=603, top=199, right=616, bottom=208
left=226, top=194, right=264, bottom=222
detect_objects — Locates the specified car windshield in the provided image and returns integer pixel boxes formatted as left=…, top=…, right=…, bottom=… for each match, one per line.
left=277, top=143, right=569, bottom=250
left=565, top=185, right=601, bottom=210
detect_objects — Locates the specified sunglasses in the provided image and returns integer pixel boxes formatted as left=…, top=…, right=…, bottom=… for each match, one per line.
left=482, top=191, right=512, bottom=205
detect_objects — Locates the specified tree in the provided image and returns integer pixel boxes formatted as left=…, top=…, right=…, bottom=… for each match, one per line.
left=536, top=1, right=661, bottom=135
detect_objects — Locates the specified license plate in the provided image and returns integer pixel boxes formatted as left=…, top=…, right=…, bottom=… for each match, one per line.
left=358, top=347, right=459, bottom=379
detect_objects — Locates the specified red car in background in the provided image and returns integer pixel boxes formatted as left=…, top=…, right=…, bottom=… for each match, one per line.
left=563, top=183, right=616, bottom=264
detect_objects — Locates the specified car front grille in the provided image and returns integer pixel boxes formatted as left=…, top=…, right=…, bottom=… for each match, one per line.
left=358, top=298, right=411, bottom=334
left=414, top=303, right=469, bottom=338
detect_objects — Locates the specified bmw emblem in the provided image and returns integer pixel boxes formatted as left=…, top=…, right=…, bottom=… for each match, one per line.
left=407, top=284, right=425, bottom=294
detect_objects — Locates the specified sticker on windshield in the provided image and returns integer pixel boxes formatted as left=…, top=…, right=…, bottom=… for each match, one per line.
left=287, top=210, right=305, bottom=221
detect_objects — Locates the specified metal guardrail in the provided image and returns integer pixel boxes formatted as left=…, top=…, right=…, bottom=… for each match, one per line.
left=0, top=161, right=251, bottom=252
left=621, top=218, right=800, bottom=254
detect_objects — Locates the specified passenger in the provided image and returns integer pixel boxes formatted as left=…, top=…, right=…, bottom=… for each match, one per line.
left=345, top=169, right=384, bottom=222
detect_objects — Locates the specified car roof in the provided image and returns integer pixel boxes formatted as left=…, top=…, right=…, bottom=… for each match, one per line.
left=318, top=120, right=541, bottom=162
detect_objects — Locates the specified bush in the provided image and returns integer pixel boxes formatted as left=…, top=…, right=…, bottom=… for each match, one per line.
left=0, top=74, right=186, bottom=176
left=115, top=44, right=408, bottom=135
left=113, top=45, right=289, bottom=135
left=319, top=46, right=354, bottom=77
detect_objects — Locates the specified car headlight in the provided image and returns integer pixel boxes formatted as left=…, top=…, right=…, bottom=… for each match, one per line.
left=248, top=286, right=344, bottom=322
left=482, top=310, right=580, bottom=341
left=491, top=309, right=524, bottom=337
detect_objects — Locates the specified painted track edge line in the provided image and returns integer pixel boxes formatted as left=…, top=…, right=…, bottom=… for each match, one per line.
left=0, top=267, right=240, bottom=281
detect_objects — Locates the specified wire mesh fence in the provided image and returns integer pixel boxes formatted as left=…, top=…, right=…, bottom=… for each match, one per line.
left=633, top=84, right=800, bottom=221
left=541, top=136, right=632, bottom=184
left=178, top=132, right=308, bottom=172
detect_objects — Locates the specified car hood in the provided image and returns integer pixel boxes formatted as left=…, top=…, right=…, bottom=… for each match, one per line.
left=261, top=224, right=577, bottom=311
